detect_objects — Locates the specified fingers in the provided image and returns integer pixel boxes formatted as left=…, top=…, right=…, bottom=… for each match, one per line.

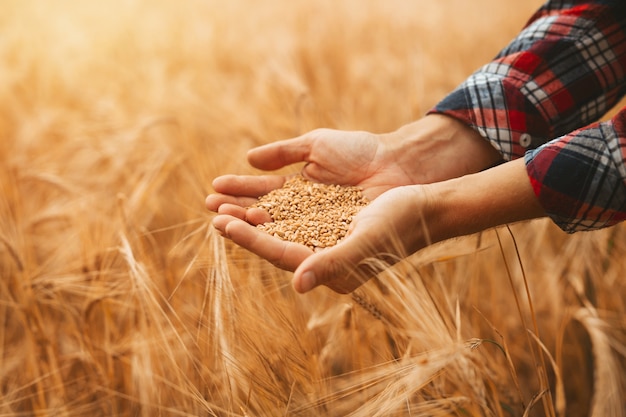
left=212, top=174, right=287, bottom=196
left=292, top=233, right=378, bottom=294
left=212, top=211, right=376, bottom=293
left=212, top=214, right=313, bottom=271
left=247, top=135, right=313, bottom=170
left=205, top=194, right=259, bottom=212
left=216, top=203, right=247, bottom=219
left=206, top=174, right=289, bottom=213
left=213, top=204, right=272, bottom=225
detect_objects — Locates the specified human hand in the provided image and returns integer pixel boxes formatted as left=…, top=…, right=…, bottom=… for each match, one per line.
left=212, top=184, right=431, bottom=293
left=206, top=115, right=510, bottom=293
left=206, top=126, right=409, bottom=220
left=212, top=158, right=545, bottom=294
left=206, top=114, right=503, bottom=218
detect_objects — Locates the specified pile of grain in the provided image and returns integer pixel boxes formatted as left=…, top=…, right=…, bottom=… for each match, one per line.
left=252, top=175, right=369, bottom=250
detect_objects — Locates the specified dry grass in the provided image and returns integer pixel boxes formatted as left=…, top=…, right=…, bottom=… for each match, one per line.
left=0, top=0, right=624, bottom=415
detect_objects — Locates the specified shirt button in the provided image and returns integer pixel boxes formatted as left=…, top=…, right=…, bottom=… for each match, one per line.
left=520, top=133, right=532, bottom=148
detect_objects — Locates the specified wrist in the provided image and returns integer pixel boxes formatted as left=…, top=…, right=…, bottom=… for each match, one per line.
left=384, top=114, right=503, bottom=183
left=423, top=158, right=545, bottom=243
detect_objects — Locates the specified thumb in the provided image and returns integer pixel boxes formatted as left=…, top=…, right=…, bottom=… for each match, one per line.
left=247, top=135, right=313, bottom=170
left=292, top=234, right=381, bottom=294
left=291, top=204, right=415, bottom=294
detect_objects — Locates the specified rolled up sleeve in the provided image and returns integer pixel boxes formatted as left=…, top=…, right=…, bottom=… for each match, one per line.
left=430, top=1, right=626, bottom=160
left=525, top=110, right=626, bottom=232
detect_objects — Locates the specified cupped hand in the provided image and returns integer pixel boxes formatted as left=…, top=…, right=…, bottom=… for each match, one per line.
left=206, top=115, right=503, bottom=217
left=212, top=185, right=432, bottom=294
left=206, top=127, right=407, bottom=217
left=206, top=115, right=506, bottom=293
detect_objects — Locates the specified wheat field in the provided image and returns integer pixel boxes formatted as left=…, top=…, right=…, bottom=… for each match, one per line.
left=0, top=0, right=624, bottom=416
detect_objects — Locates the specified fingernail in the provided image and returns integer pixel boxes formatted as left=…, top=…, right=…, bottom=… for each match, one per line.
left=298, top=271, right=316, bottom=293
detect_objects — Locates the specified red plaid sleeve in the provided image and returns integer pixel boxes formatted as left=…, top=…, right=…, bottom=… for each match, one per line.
left=430, top=0, right=626, bottom=232
left=525, top=109, right=626, bottom=232
left=430, top=0, right=626, bottom=160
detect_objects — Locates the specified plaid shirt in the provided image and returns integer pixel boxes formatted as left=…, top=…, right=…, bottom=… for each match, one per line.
left=431, top=0, right=626, bottom=232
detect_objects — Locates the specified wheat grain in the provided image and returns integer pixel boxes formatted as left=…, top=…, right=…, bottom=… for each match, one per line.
left=251, top=175, right=369, bottom=250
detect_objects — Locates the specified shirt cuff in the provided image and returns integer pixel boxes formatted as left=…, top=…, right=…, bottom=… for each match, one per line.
left=429, top=74, right=551, bottom=162
left=524, top=117, right=626, bottom=233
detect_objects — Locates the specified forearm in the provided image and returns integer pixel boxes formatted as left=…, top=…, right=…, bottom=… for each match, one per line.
left=404, top=111, right=626, bottom=240
left=422, top=158, right=545, bottom=244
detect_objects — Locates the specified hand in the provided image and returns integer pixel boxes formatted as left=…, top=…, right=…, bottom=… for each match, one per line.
left=212, top=184, right=431, bottom=293
left=205, top=114, right=504, bottom=218
left=212, top=159, right=545, bottom=294
left=206, top=128, right=403, bottom=220
left=206, top=114, right=512, bottom=294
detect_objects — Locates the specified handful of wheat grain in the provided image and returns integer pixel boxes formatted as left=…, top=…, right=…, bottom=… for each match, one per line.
left=251, top=175, right=369, bottom=250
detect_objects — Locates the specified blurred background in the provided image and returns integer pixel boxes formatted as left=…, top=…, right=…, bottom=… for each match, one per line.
left=0, top=0, right=624, bottom=416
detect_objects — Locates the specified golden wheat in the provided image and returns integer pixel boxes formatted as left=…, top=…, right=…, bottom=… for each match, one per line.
left=0, top=0, right=624, bottom=416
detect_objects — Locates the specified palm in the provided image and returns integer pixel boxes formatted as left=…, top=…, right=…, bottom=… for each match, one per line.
left=290, top=129, right=414, bottom=199
left=297, top=129, right=380, bottom=185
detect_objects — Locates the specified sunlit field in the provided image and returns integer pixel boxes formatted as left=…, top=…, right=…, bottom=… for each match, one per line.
left=1, top=0, right=624, bottom=415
